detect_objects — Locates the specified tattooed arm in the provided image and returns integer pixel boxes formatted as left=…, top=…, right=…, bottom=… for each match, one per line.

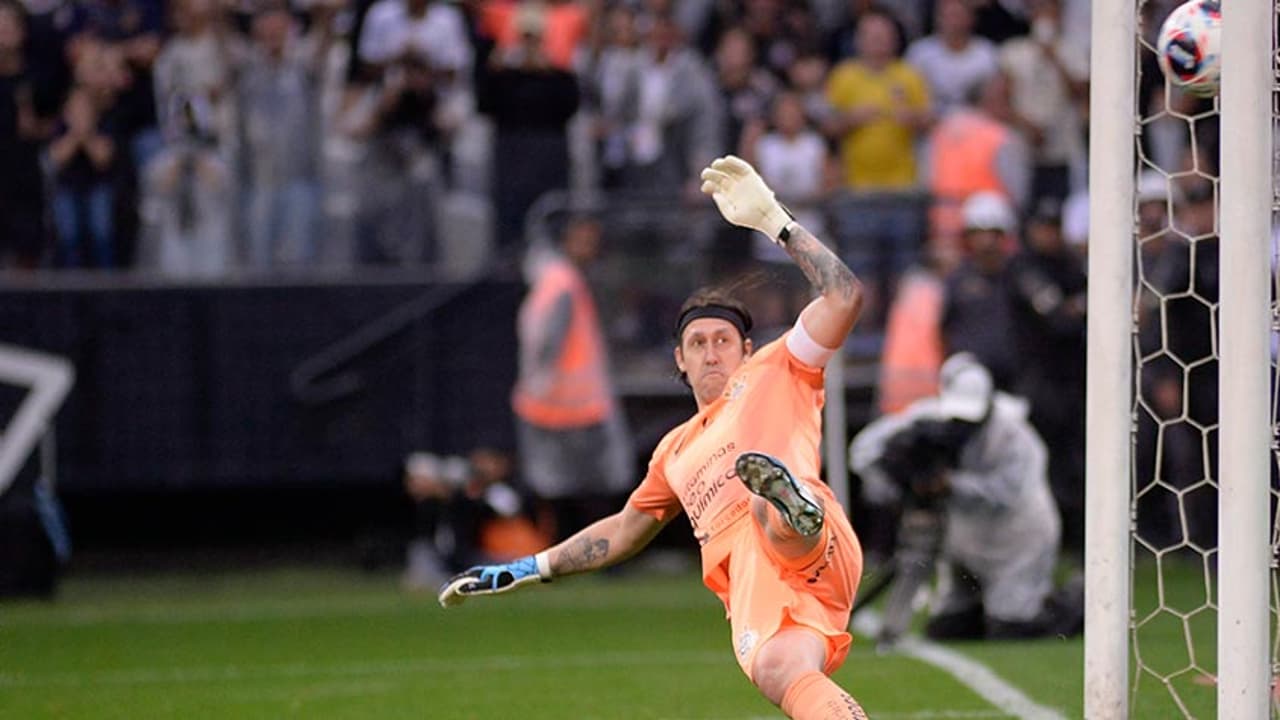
left=437, top=503, right=668, bottom=606
left=698, top=155, right=863, bottom=349
left=547, top=504, right=669, bottom=577
left=786, top=224, right=864, bottom=349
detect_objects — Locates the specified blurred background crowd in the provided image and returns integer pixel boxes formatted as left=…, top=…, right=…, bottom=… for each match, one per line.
left=0, top=0, right=1224, bottom=366
left=0, top=0, right=1232, bottom=587
left=0, top=0, right=1215, bottom=275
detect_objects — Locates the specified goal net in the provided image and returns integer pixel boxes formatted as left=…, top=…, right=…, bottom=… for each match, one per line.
left=1087, top=0, right=1278, bottom=716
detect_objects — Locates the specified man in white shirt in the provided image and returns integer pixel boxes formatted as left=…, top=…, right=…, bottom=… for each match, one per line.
left=357, top=0, right=472, bottom=73
left=749, top=91, right=830, bottom=263
left=905, top=0, right=1000, bottom=117
left=998, top=0, right=1088, bottom=204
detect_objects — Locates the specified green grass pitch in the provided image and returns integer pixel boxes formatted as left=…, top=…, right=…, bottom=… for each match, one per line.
left=0, top=559, right=1216, bottom=718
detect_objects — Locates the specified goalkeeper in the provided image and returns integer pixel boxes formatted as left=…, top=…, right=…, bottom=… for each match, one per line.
left=849, top=353, right=1082, bottom=641
left=440, top=156, right=870, bottom=720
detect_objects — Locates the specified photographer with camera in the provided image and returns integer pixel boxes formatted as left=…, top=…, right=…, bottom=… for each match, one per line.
left=400, top=445, right=548, bottom=591
left=344, top=0, right=472, bottom=265
left=849, top=352, right=1081, bottom=644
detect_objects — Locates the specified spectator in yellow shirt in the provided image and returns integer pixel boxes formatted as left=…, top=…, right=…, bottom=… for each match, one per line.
left=824, top=8, right=931, bottom=191
left=820, top=8, right=932, bottom=330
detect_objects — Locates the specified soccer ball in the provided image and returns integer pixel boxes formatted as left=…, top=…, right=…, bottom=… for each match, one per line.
left=1156, top=0, right=1222, bottom=97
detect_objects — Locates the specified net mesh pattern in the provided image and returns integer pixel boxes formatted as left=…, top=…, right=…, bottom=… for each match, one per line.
left=1130, top=0, right=1279, bottom=715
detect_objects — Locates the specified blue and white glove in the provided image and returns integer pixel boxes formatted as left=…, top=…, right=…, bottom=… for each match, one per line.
left=437, top=552, right=551, bottom=608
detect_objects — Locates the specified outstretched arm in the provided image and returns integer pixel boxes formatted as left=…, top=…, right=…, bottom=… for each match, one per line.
left=438, top=504, right=668, bottom=607
left=785, top=224, right=863, bottom=350
left=699, top=155, right=863, bottom=348
left=547, top=504, right=668, bottom=576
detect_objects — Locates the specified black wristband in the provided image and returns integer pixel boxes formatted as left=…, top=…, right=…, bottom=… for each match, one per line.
left=777, top=220, right=799, bottom=245
left=776, top=202, right=798, bottom=245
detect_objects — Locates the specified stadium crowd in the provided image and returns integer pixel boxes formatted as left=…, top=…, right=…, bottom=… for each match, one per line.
left=0, top=0, right=1208, bottom=275
left=0, top=0, right=1225, bottom=568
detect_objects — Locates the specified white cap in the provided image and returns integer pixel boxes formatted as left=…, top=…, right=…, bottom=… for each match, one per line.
left=1137, top=170, right=1183, bottom=206
left=937, top=353, right=994, bottom=422
left=962, top=191, right=1017, bottom=234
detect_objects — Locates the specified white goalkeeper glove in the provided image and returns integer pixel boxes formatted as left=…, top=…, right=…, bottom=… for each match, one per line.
left=699, top=155, right=795, bottom=243
left=437, top=552, right=551, bottom=608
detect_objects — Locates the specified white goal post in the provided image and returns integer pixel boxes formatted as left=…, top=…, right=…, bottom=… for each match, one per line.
left=1215, top=0, right=1273, bottom=713
left=1084, top=0, right=1276, bottom=716
left=1083, top=0, right=1135, bottom=713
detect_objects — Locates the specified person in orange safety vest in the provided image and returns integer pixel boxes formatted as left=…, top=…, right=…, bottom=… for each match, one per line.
left=512, top=215, right=633, bottom=540
left=924, top=72, right=1030, bottom=257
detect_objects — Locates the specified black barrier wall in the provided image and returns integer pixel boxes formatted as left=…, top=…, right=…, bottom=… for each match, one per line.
left=0, top=278, right=522, bottom=492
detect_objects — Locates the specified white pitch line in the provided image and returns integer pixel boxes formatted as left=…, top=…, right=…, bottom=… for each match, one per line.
left=221, top=678, right=403, bottom=704
left=852, top=611, right=1066, bottom=720
left=6, top=592, right=721, bottom=627
left=5, top=596, right=411, bottom=626
left=0, top=650, right=729, bottom=689
left=4, top=605, right=1059, bottom=720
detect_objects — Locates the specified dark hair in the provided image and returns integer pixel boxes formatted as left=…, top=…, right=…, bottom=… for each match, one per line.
left=672, top=281, right=758, bottom=388
left=556, top=212, right=601, bottom=243
left=674, top=287, right=753, bottom=342
left=0, top=0, right=27, bottom=27
left=856, top=4, right=908, bottom=57
left=1028, top=196, right=1062, bottom=225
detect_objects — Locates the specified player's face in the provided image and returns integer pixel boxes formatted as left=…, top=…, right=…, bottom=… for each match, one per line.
left=675, top=318, right=751, bottom=407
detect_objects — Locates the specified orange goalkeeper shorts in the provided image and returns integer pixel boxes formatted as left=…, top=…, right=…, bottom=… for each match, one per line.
left=720, top=482, right=863, bottom=681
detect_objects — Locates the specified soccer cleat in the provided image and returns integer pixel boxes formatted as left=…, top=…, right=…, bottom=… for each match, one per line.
left=735, top=452, right=824, bottom=537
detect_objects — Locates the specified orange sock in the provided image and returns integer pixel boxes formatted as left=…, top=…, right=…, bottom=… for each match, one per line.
left=779, top=671, right=868, bottom=720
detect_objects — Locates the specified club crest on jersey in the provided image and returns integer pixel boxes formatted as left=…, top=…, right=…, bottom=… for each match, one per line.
left=725, top=376, right=747, bottom=401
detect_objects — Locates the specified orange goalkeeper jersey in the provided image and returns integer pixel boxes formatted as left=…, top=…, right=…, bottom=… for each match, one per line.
left=627, top=333, right=826, bottom=588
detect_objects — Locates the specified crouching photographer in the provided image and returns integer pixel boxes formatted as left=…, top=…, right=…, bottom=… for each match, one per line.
left=849, top=353, right=1082, bottom=645
left=401, top=446, right=548, bottom=591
